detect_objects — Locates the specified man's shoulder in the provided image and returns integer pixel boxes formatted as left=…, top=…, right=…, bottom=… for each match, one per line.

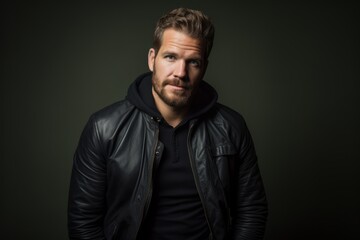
left=86, top=99, right=139, bottom=135
left=91, top=99, right=135, bottom=120
left=200, top=103, right=252, bottom=151
left=214, top=103, right=244, bottom=118
left=210, top=103, right=247, bottom=131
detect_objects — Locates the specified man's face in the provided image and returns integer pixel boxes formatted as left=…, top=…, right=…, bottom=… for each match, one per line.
left=148, top=28, right=207, bottom=110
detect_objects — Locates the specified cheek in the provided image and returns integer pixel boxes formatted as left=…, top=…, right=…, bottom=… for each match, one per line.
left=189, top=71, right=204, bottom=85
left=157, top=65, right=173, bottom=78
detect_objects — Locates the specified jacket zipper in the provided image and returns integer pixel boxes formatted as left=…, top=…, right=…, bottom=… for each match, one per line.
left=187, top=121, right=214, bottom=239
left=134, top=118, right=160, bottom=239
left=143, top=126, right=159, bottom=217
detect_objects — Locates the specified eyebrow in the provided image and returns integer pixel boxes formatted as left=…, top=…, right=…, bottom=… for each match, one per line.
left=161, top=51, right=178, bottom=57
left=161, top=51, right=202, bottom=61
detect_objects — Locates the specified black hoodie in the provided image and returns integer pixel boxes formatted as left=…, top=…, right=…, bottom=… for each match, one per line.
left=127, top=72, right=218, bottom=240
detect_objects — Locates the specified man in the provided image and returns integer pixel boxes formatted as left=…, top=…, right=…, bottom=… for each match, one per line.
left=68, top=7, right=268, bottom=240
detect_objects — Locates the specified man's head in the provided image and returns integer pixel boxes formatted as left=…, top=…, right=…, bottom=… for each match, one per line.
left=153, top=8, right=215, bottom=60
left=148, top=8, right=215, bottom=112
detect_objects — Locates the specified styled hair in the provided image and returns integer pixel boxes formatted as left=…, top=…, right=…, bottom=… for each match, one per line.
left=153, top=7, right=215, bottom=59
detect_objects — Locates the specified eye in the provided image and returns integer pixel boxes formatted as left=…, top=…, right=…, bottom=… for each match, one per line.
left=189, top=59, right=201, bottom=68
left=164, top=55, right=176, bottom=61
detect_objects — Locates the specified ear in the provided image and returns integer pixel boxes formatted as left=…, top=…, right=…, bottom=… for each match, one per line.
left=148, top=48, right=156, bottom=72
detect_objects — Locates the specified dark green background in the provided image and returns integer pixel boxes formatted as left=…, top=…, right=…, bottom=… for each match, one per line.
left=1, top=1, right=359, bottom=239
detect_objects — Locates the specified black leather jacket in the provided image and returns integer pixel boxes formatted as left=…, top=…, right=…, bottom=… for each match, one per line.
left=68, top=74, right=268, bottom=240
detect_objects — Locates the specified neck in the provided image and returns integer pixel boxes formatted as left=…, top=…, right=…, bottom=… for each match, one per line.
left=152, top=89, right=189, bottom=127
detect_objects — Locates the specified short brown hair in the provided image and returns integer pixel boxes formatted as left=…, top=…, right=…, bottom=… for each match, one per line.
left=153, top=8, right=215, bottom=59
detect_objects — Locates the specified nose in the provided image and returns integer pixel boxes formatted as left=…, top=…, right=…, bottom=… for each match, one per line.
left=173, top=60, right=187, bottom=80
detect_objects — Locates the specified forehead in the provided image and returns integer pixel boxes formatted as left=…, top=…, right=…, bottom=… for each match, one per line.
left=159, top=29, right=204, bottom=56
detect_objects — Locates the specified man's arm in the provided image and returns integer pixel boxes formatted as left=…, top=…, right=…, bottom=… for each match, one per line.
left=68, top=115, right=107, bottom=240
left=230, top=123, right=268, bottom=239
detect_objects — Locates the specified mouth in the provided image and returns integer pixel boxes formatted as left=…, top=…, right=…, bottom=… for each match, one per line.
left=168, top=83, right=187, bottom=89
left=165, top=80, right=189, bottom=90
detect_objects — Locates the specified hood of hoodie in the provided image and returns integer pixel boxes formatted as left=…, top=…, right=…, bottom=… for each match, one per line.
left=126, top=72, right=218, bottom=122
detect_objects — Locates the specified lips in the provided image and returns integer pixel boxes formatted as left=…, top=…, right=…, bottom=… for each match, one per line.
left=164, top=79, right=189, bottom=90
left=168, top=84, right=187, bottom=89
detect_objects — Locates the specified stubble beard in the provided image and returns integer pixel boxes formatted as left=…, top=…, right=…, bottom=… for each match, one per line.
left=152, top=66, right=195, bottom=110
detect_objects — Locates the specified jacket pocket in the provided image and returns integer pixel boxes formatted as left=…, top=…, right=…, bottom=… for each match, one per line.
left=210, top=144, right=237, bottom=193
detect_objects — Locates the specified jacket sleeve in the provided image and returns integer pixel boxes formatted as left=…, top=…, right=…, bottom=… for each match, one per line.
left=230, top=122, right=268, bottom=239
left=68, top=115, right=107, bottom=240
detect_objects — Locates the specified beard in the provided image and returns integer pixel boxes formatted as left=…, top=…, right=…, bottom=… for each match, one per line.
left=151, top=66, right=197, bottom=109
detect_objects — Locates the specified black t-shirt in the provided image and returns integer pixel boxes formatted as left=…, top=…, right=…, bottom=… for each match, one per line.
left=138, top=120, right=210, bottom=240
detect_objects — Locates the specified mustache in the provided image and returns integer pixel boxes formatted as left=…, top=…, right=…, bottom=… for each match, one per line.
left=163, top=79, right=190, bottom=89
